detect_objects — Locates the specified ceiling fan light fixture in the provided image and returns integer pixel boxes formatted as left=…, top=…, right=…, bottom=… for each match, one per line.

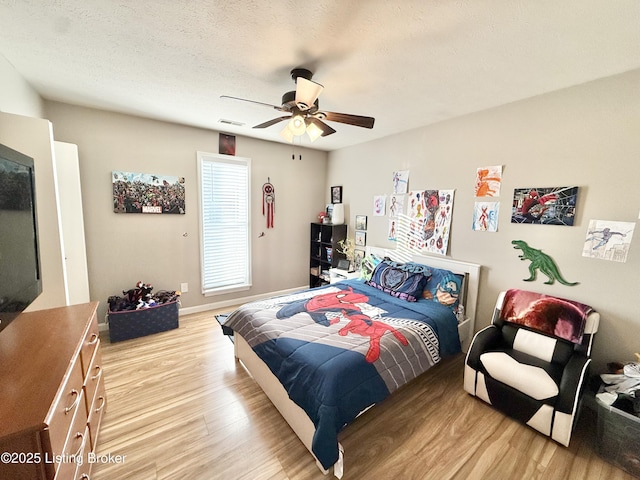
left=287, top=114, right=306, bottom=136
left=295, top=77, right=324, bottom=111
left=279, top=126, right=294, bottom=143
left=225, top=68, right=375, bottom=144
left=306, top=121, right=323, bottom=142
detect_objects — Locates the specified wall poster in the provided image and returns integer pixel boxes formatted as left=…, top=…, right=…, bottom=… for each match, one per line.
left=473, top=201, right=500, bottom=232
left=511, top=186, right=578, bottom=225
left=474, top=165, right=502, bottom=197
left=582, top=219, right=635, bottom=263
left=373, top=195, right=386, bottom=216
left=112, top=171, right=185, bottom=214
left=404, top=189, right=454, bottom=255
left=392, top=170, right=409, bottom=194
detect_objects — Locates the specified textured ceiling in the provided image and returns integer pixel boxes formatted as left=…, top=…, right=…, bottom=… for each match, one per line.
left=1, top=0, right=639, bottom=151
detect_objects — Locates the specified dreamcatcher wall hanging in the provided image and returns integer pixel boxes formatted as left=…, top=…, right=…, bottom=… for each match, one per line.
left=262, top=178, right=275, bottom=228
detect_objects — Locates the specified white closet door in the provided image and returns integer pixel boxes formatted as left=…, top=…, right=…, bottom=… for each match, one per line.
left=54, top=141, right=90, bottom=305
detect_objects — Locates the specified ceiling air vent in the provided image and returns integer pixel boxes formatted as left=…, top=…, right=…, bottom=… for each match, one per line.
left=218, top=119, right=245, bottom=127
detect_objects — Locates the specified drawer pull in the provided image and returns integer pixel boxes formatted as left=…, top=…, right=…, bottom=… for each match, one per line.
left=64, top=389, right=80, bottom=414
left=80, top=475, right=90, bottom=480
left=91, top=365, right=103, bottom=381
left=74, top=431, right=86, bottom=457
left=87, top=333, right=99, bottom=345
left=95, top=395, right=106, bottom=413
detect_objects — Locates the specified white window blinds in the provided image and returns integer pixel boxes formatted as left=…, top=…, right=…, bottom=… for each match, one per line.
left=198, top=152, right=251, bottom=294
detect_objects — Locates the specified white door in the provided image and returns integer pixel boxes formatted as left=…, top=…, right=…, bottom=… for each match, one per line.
left=54, top=141, right=90, bottom=305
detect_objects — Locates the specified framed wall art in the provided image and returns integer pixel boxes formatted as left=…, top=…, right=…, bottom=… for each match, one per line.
left=219, top=133, right=236, bottom=155
left=331, top=186, right=343, bottom=204
left=511, top=186, right=578, bottom=225
left=112, top=171, right=185, bottom=214
left=355, top=230, right=367, bottom=247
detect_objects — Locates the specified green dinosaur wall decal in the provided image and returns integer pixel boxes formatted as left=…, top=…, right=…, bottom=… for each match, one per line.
left=511, top=240, right=579, bottom=286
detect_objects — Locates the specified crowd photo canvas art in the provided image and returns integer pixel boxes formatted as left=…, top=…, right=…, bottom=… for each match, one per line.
left=113, top=171, right=185, bottom=214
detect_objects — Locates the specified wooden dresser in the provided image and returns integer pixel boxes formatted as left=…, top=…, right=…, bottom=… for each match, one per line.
left=0, top=302, right=106, bottom=480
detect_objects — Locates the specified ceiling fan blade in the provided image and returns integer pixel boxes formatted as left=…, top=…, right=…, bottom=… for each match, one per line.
left=306, top=117, right=336, bottom=137
left=220, top=95, right=287, bottom=112
left=295, top=77, right=324, bottom=111
left=253, top=116, right=290, bottom=129
left=321, top=111, right=375, bottom=129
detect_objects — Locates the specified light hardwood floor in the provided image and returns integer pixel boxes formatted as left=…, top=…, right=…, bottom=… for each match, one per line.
left=92, top=309, right=633, bottom=480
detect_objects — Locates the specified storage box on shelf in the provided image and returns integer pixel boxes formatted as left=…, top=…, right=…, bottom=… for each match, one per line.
left=309, top=223, right=347, bottom=288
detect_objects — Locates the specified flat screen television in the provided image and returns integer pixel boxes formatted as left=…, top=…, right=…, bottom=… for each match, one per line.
left=0, top=143, right=42, bottom=332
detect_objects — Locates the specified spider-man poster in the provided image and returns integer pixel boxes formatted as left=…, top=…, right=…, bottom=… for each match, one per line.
left=511, top=186, right=578, bottom=226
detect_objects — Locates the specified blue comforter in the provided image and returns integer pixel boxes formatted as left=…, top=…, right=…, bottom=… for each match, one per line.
left=225, top=279, right=460, bottom=469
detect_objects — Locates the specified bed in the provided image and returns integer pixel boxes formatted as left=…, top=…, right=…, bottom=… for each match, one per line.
left=225, top=246, right=480, bottom=477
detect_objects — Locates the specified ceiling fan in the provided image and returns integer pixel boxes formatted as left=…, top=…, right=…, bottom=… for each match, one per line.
left=221, top=68, right=375, bottom=143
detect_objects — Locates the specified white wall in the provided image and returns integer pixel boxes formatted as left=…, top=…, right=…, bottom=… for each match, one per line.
left=43, top=102, right=329, bottom=321
left=0, top=54, right=44, bottom=118
left=328, top=69, right=640, bottom=371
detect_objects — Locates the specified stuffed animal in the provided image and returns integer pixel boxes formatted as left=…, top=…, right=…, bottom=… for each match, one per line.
left=110, top=282, right=179, bottom=312
left=123, top=281, right=153, bottom=304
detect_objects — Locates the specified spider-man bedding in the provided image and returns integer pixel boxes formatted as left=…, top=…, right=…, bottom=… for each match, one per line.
left=224, top=279, right=461, bottom=470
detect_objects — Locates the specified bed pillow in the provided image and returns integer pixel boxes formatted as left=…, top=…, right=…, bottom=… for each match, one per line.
left=366, top=259, right=431, bottom=302
left=421, top=267, right=464, bottom=311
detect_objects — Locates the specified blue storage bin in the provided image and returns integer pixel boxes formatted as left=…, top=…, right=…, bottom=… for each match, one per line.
left=108, top=300, right=179, bottom=342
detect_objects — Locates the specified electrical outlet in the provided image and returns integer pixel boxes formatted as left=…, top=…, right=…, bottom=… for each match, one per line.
left=180, top=282, right=188, bottom=293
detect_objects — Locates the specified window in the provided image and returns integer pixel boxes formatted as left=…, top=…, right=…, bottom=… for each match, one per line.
left=198, top=152, right=251, bottom=295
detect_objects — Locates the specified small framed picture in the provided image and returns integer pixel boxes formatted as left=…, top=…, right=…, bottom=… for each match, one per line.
left=355, top=215, right=367, bottom=231
left=355, top=230, right=366, bottom=247
left=219, top=133, right=236, bottom=156
left=331, top=186, right=343, bottom=204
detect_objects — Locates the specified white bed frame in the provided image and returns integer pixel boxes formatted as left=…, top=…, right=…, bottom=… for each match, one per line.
left=233, top=247, right=481, bottom=477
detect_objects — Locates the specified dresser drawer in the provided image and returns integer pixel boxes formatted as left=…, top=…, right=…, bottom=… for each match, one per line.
left=83, top=340, right=104, bottom=414
left=54, top=422, right=89, bottom=480
left=73, top=425, right=92, bottom=480
left=80, top=313, right=100, bottom=378
left=47, top=358, right=85, bottom=461
left=87, top=378, right=107, bottom=451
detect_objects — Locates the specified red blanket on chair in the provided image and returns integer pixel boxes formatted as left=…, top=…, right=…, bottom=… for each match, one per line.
left=501, top=289, right=592, bottom=343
